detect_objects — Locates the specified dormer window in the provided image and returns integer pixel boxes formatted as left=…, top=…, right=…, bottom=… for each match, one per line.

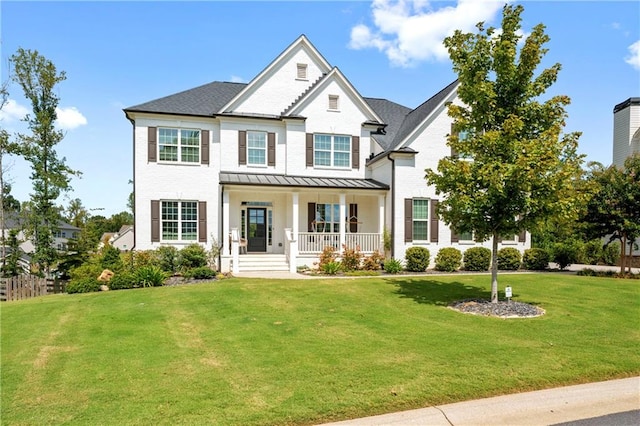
left=296, top=63, right=308, bottom=80
left=328, top=95, right=339, bottom=111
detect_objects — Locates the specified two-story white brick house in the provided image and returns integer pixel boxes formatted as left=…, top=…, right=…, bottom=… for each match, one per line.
left=124, top=35, right=529, bottom=273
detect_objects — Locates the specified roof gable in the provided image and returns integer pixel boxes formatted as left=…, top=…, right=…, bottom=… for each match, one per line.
left=283, top=67, right=384, bottom=125
left=219, top=35, right=333, bottom=116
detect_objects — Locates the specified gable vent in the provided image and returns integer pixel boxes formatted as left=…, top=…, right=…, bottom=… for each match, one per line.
left=329, top=95, right=339, bottom=110
left=297, top=63, right=308, bottom=80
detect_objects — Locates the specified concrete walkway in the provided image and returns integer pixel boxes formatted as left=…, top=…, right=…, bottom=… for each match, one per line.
left=320, top=377, right=640, bottom=426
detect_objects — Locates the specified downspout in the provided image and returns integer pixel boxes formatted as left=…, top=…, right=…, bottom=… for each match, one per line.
left=387, top=153, right=395, bottom=258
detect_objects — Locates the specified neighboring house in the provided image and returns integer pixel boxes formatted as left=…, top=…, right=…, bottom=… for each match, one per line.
left=124, top=35, right=530, bottom=273
left=0, top=214, right=80, bottom=271
left=612, top=97, right=640, bottom=257
left=110, top=225, right=134, bottom=251
left=612, top=97, right=640, bottom=168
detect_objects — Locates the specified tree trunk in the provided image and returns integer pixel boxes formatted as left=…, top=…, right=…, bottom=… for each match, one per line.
left=620, top=234, right=626, bottom=275
left=491, top=231, right=499, bottom=303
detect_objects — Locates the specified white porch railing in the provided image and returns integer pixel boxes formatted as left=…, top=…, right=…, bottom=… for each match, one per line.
left=298, top=232, right=382, bottom=254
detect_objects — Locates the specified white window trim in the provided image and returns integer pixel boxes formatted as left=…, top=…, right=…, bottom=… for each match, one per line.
left=158, top=127, right=201, bottom=164
left=313, top=134, right=351, bottom=169
left=161, top=200, right=198, bottom=242
left=246, top=131, right=267, bottom=167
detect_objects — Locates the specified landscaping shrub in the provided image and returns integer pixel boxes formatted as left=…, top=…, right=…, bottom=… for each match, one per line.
left=362, top=250, right=384, bottom=271
left=404, top=246, right=431, bottom=272
left=322, top=261, right=341, bottom=275
left=383, top=258, right=403, bottom=274
left=463, top=247, right=491, bottom=271
left=497, top=247, right=521, bottom=270
left=68, top=262, right=103, bottom=283
left=184, top=266, right=217, bottom=280
left=552, top=242, right=579, bottom=270
left=434, top=247, right=462, bottom=272
left=108, top=272, right=136, bottom=290
left=135, top=266, right=168, bottom=287
left=522, top=248, right=550, bottom=270
left=66, top=277, right=101, bottom=294
left=602, top=242, right=620, bottom=266
left=340, top=245, right=362, bottom=271
left=580, top=240, right=604, bottom=265
left=178, top=244, right=208, bottom=270
left=155, top=246, right=179, bottom=273
left=100, top=245, right=123, bottom=272
left=317, top=246, right=337, bottom=270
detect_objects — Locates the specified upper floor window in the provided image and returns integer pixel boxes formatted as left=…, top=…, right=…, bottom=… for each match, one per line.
left=247, top=131, right=267, bottom=166
left=158, top=128, right=200, bottom=163
left=314, top=134, right=350, bottom=168
left=161, top=200, right=198, bottom=241
left=297, top=63, right=308, bottom=80
left=328, top=95, right=339, bottom=110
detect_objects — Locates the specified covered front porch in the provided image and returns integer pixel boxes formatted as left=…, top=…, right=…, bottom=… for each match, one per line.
left=219, top=172, right=388, bottom=273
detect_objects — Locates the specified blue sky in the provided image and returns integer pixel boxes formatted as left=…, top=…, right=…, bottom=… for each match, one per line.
left=1, top=1, right=639, bottom=217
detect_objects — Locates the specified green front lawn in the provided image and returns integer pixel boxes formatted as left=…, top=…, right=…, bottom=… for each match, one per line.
left=2, top=274, right=639, bottom=425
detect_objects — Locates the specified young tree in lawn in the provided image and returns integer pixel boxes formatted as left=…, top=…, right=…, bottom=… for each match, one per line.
left=10, top=48, right=80, bottom=276
left=582, top=154, right=640, bottom=274
left=426, top=4, right=584, bottom=303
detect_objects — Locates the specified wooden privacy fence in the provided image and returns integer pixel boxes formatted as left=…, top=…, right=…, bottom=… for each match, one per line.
left=0, top=276, right=66, bottom=302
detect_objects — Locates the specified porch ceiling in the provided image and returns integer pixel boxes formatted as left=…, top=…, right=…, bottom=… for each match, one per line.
left=219, top=172, right=389, bottom=190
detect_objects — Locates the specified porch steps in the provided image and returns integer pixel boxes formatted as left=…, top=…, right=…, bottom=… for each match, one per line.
left=238, top=254, right=290, bottom=272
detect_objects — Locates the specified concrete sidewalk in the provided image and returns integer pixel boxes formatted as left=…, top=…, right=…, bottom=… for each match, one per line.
left=321, top=377, right=639, bottom=425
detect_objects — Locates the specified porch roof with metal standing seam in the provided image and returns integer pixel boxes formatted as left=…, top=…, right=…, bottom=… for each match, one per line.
left=219, top=172, right=389, bottom=190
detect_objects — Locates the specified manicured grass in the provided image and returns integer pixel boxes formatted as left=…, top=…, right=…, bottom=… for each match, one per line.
left=1, top=274, right=639, bottom=425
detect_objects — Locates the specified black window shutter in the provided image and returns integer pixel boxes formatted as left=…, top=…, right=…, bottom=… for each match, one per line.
left=201, top=130, right=209, bottom=165
left=148, top=127, right=157, bottom=162
left=349, top=203, right=358, bottom=233
left=268, top=132, right=276, bottom=166
left=151, top=200, right=160, bottom=242
left=238, top=131, right=246, bottom=165
left=198, top=201, right=207, bottom=243
left=352, top=136, right=359, bottom=169
left=450, top=123, right=458, bottom=158
left=430, top=199, right=439, bottom=243
left=451, top=230, right=459, bottom=243
left=306, top=133, right=314, bottom=167
left=307, top=203, right=316, bottom=232
left=519, top=230, right=526, bottom=243
left=404, top=198, right=413, bottom=242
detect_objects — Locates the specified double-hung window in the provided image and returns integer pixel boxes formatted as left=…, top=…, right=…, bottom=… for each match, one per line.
left=161, top=201, right=198, bottom=241
left=459, top=231, right=474, bottom=242
left=247, top=131, right=267, bottom=166
left=314, top=134, right=350, bottom=168
left=315, top=203, right=340, bottom=233
left=158, top=128, right=200, bottom=163
left=412, top=199, right=429, bottom=241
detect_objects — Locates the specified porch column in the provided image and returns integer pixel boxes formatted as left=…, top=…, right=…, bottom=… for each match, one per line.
left=339, top=193, right=346, bottom=252
left=231, top=227, right=239, bottom=274
left=290, top=192, right=299, bottom=273
left=378, top=194, right=385, bottom=253
left=223, top=190, right=230, bottom=255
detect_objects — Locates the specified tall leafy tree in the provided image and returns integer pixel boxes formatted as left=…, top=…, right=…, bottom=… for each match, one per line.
left=10, top=48, right=80, bottom=276
left=64, top=198, right=89, bottom=228
left=582, top=154, right=640, bottom=273
left=426, top=5, right=584, bottom=302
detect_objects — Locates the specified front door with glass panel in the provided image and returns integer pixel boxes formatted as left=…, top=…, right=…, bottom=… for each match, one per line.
left=247, top=208, right=267, bottom=252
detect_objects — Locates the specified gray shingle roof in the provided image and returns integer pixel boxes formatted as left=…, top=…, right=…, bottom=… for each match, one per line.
left=364, top=97, right=412, bottom=151
left=220, top=172, right=389, bottom=190
left=124, top=81, right=246, bottom=116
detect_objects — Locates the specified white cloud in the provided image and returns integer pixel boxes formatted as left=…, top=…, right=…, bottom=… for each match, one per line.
left=0, top=99, right=29, bottom=122
left=55, top=106, right=87, bottom=130
left=349, top=0, right=508, bottom=67
left=230, top=75, right=248, bottom=83
left=624, top=40, right=640, bottom=70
